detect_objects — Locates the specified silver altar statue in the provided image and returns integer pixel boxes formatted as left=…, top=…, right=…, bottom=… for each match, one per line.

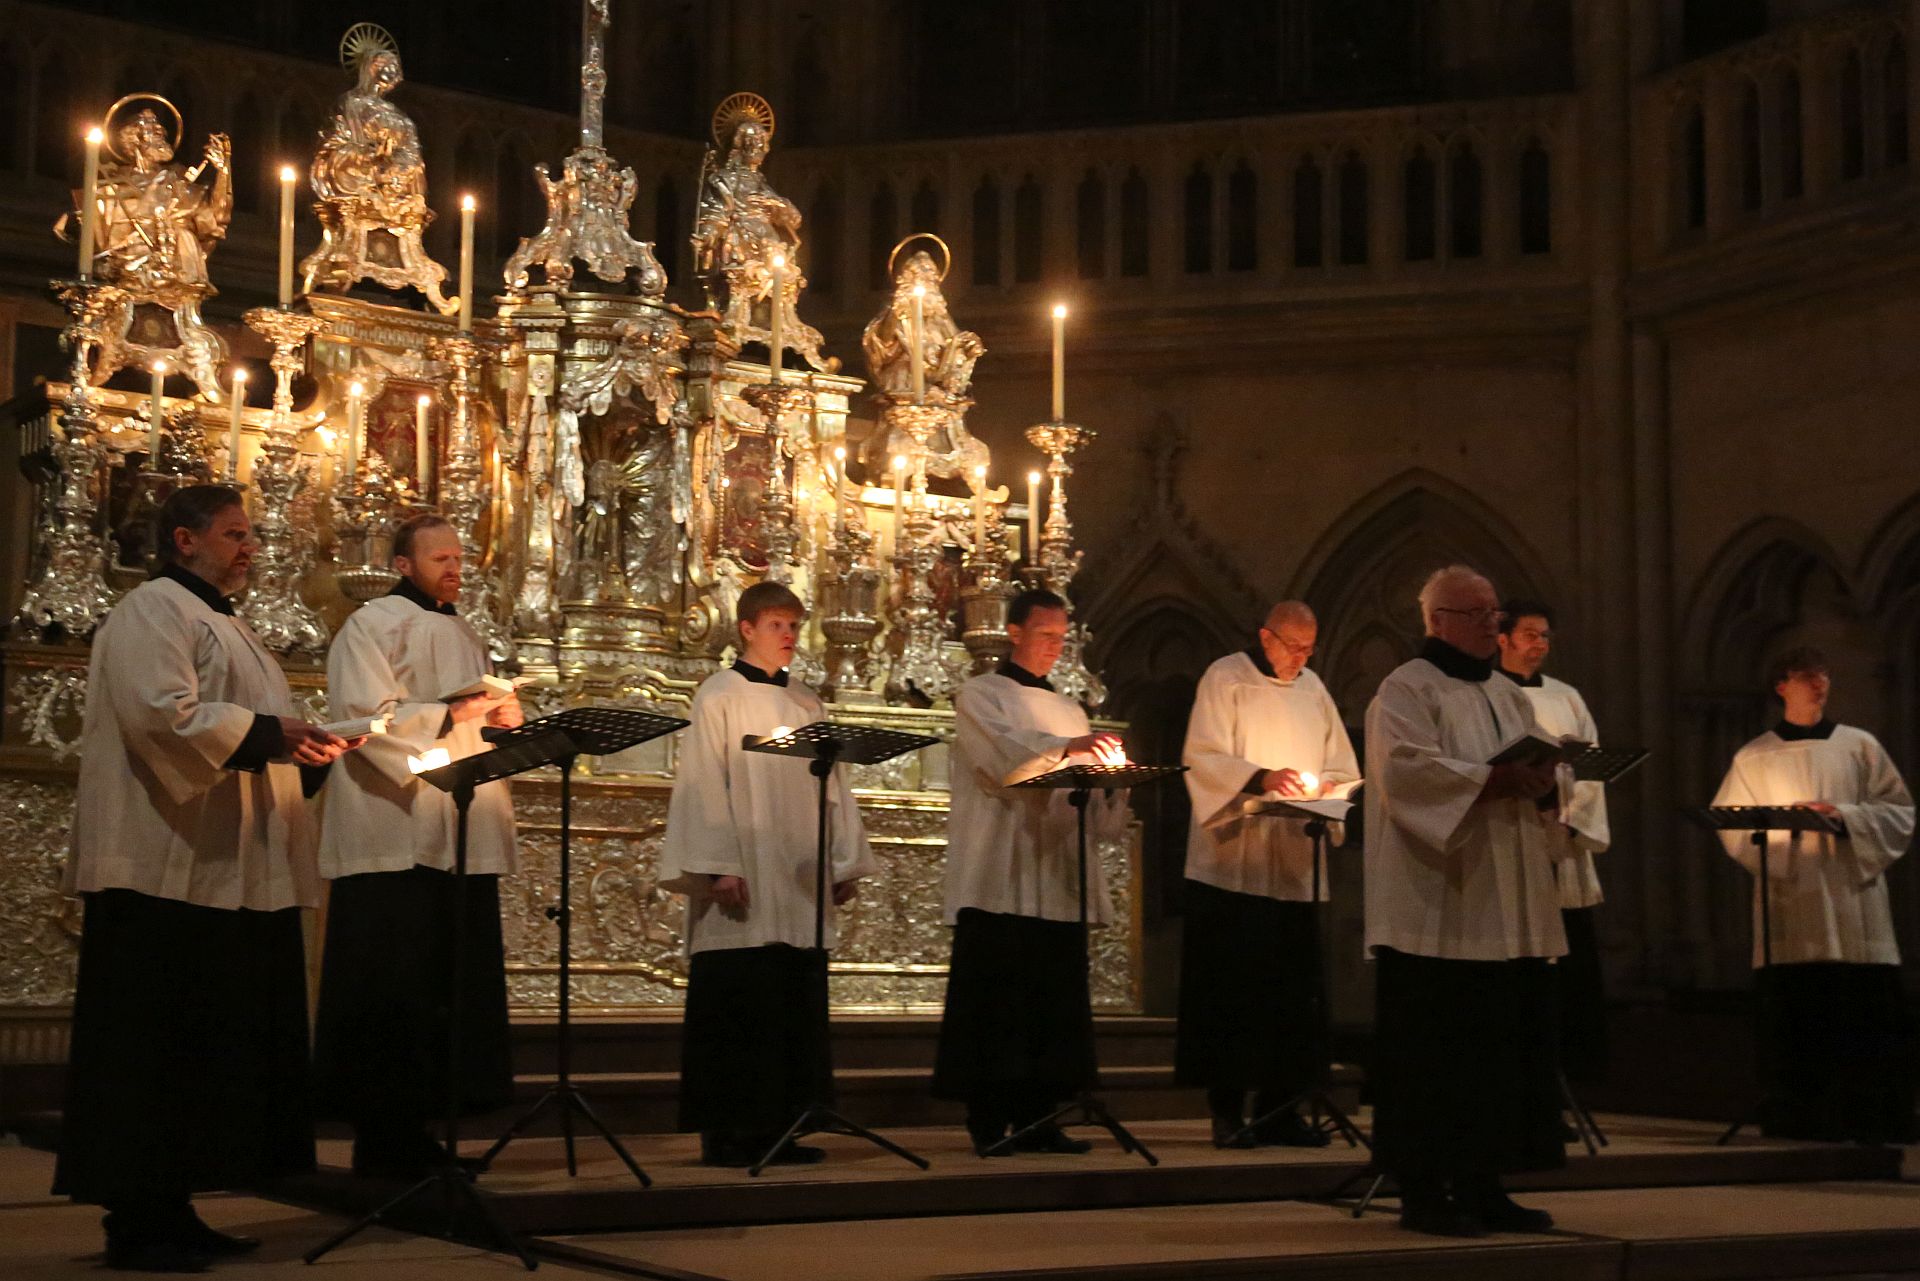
left=300, top=24, right=457, bottom=314
left=692, top=93, right=826, bottom=369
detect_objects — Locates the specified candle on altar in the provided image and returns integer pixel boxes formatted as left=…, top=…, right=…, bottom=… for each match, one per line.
left=1027, top=469, right=1042, bottom=561
left=226, top=368, right=247, bottom=481
left=972, top=464, right=987, bottom=552
left=832, top=445, right=847, bottom=533
left=457, top=194, right=476, bottom=331
left=1050, top=303, right=1067, bottom=421
left=277, top=165, right=297, bottom=305
left=910, top=283, right=927, bottom=405
left=147, top=361, right=167, bottom=461
left=344, top=380, right=364, bottom=481
left=415, top=394, right=432, bottom=493
left=768, top=252, right=785, bottom=383
left=78, top=127, right=103, bottom=278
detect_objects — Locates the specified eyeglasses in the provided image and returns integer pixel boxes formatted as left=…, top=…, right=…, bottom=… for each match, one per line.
left=1433, top=606, right=1508, bottom=625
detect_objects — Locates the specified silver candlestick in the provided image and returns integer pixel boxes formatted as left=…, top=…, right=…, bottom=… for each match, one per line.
left=238, top=306, right=330, bottom=653
left=429, top=331, right=512, bottom=660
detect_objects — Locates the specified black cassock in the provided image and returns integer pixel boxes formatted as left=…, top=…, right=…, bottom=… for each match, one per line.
left=677, top=944, right=834, bottom=1135
left=1174, top=880, right=1321, bottom=1102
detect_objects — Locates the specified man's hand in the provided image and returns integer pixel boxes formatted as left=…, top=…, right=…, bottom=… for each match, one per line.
left=1261, top=768, right=1308, bottom=798
left=1481, top=762, right=1558, bottom=803
left=1067, top=732, right=1126, bottom=765
left=449, top=692, right=501, bottom=725
left=276, top=718, right=351, bottom=766
left=1798, top=801, right=1840, bottom=817
left=711, top=875, right=750, bottom=911
left=833, top=879, right=859, bottom=907
left=486, top=696, right=525, bottom=729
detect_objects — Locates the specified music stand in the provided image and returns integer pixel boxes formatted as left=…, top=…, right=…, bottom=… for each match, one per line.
left=478, top=708, right=689, bottom=1184
left=306, top=725, right=581, bottom=1270
left=1225, top=796, right=1369, bottom=1151
left=740, top=721, right=940, bottom=1176
left=1568, top=745, right=1648, bottom=785
left=983, top=762, right=1188, bottom=1166
left=1684, top=804, right=1841, bottom=1145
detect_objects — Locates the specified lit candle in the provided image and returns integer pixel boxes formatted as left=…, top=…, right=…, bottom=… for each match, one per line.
left=226, top=368, right=247, bottom=481
left=1050, top=303, right=1067, bottom=421
left=972, top=464, right=987, bottom=552
left=147, top=361, right=167, bottom=461
left=891, top=453, right=907, bottom=534
left=457, top=194, right=476, bottom=331
left=344, top=380, right=364, bottom=481
left=415, top=394, right=432, bottom=494
left=910, top=283, right=927, bottom=405
left=277, top=165, right=297, bottom=305
left=1027, top=469, right=1042, bottom=561
left=833, top=445, right=847, bottom=533
left=768, top=252, right=785, bottom=383
left=78, top=126, right=103, bottom=278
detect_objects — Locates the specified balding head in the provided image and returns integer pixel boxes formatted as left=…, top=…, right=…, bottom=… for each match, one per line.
left=1419, top=565, right=1500, bottom=659
left=1257, top=600, right=1318, bottom=682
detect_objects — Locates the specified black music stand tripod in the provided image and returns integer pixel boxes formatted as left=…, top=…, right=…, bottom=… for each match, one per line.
left=986, top=762, right=1188, bottom=1167
left=1683, top=804, right=1837, bottom=1145
left=306, top=725, right=582, bottom=1270
left=477, top=708, right=689, bottom=1185
left=1226, top=797, right=1369, bottom=1151
left=740, top=721, right=940, bottom=1177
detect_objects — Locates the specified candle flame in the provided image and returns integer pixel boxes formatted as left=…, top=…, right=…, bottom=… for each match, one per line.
left=316, top=426, right=336, bottom=446
left=772, top=252, right=786, bottom=268
left=348, top=380, right=364, bottom=397
left=912, top=282, right=927, bottom=297
left=834, top=445, right=846, bottom=461
left=85, top=125, right=103, bottom=144
left=417, top=393, right=431, bottom=407
left=231, top=368, right=247, bottom=383
left=1028, top=470, right=1041, bottom=485
left=892, top=454, right=907, bottom=471
left=460, top=193, right=476, bottom=212
left=1300, top=772, right=1320, bottom=795
left=279, top=164, right=297, bottom=183
left=1051, top=303, right=1068, bottom=320
left=974, top=464, right=987, bottom=478
left=151, top=359, right=168, bottom=374
left=721, top=476, right=731, bottom=489
left=407, top=747, right=452, bottom=774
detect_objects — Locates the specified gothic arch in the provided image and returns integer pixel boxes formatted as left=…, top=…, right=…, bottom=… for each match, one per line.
left=1677, top=516, right=1853, bottom=692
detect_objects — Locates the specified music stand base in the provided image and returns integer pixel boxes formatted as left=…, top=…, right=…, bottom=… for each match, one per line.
left=1324, top=1168, right=1392, bottom=1219
left=1559, top=1072, right=1609, bottom=1154
left=1230, top=1086, right=1370, bottom=1150
left=981, top=1092, right=1160, bottom=1166
left=749, top=1104, right=931, bottom=1177
left=480, top=1083, right=653, bottom=1186
left=303, top=1162, right=537, bottom=1270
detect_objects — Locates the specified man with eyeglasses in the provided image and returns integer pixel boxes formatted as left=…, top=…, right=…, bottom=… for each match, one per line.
left=1709, top=647, right=1915, bottom=1144
left=1177, top=601, right=1359, bottom=1149
left=1495, top=601, right=1611, bottom=1093
left=1363, top=566, right=1566, bottom=1237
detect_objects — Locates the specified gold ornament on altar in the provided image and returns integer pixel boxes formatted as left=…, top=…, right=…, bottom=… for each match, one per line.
left=300, top=25, right=457, bottom=313
left=864, top=236, right=987, bottom=481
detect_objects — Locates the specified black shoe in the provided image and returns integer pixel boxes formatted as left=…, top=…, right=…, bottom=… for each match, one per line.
left=1455, top=1177, right=1555, bottom=1233
left=1008, top=1123, right=1093, bottom=1155
left=1398, top=1203, right=1486, bottom=1238
left=103, top=1238, right=215, bottom=1274
left=173, top=1210, right=262, bottom=1257
left=1211, top=1116, right=1258, bottom=1150
left=1253, top=1110, right=1332, bottom=1149
left=968, top=1120, right=1011, bottom=1157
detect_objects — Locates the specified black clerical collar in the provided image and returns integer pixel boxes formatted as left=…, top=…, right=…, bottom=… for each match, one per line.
left=996, top=659, right=1054, bottom=691
left=1245, top=645, right=1277, bottom=678
left=731, top=659, right=790, bottom=687
left=1420, top=636, right=1494, bottom=682
left=1498, top=666, right=1544, bottom=688
left=155, top=563, right=234, bottom=616
left=1774, top=718, right=1836, bottom=741
left=388, top=577, right=457, bottom=616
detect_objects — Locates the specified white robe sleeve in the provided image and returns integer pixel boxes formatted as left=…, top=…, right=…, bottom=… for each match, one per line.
left=1317, top=682, right=1361, bottom=787
left=1370, top=675, right=1488, bottom=854
left=659, top=691, right=746, bottom=890
left=103, top=592, right=259, bottom=805
left=958, top=681, right=1072, bottom=789
left=1182, top=665, right=1263, bottom=826
left=1835, top=735, right=1914, bottom=884
left=327, top=614, right=454, bottom=790
left=1566, top=691, right=1610, bottom=854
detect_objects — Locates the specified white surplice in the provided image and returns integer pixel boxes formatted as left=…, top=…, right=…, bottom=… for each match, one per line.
left=659, top=668, right=878, bottom=954
left=1363, top=654, right=1567, bottom=962
left=1182, top=653, right=1359, bottom=901
left=1709, top=724, right=1912, bottom=967
left=66, top=575, right=318, bottom=912
left=944, top=670, right=1130, bottom=926
left=319, top=593, right=516, bottom=878
left=1498, top=671, right=1609, bottom=909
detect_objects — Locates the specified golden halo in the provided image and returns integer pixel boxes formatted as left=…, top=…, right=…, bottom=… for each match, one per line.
left=711, top=92, right=775, bottom=147
left=102, top=93, right=183, bottom=162
left=887, top=232, right=952, bottom=283
left=339, top=22, right=398, bottom=73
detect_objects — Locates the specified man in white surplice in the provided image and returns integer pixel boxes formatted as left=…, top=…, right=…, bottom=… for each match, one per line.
left=933, top=588, right=1130, bottom=1156
left=1710, top=646, right=1915, bottom=1144
left=312, top=513, right=524, bottom=1179
left=1495, top=599, right=1612, bottom=1086
left=1364, top=566, right=1566, bottom=1238
left=1176, top=601, right=1358, bottom=1149
left=54, top=485, right=354, bottom=1272
left=660, top=581, right=879, bottom=1168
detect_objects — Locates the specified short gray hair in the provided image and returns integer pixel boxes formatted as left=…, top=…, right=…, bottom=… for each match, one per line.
left=1262, top=600, right=1316, bottom=632
left=1418, top=565, right=1492, bottom=633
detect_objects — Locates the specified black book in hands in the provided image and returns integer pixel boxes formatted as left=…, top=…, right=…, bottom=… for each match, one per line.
left=1485, top=729, right=1588, bottom=768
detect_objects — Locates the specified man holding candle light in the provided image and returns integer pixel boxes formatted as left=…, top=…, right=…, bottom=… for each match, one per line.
left=1177, top=601, right=1359, bottom=1149
left=311, top=512, right=525, bottom=1180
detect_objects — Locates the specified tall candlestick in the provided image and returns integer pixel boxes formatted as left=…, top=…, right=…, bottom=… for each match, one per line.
left=972, top=465, right=987, bottom=551
left=344, top=381, right=364, bottom=482
left=415, top=394, right=432, bottom=494
left=1027, top=469, right=1042, bottom=561
left=226, top=368, right=247, bottom=481
left=457, top=194, right=476, bottom=331
left=277, top=165, right=297, bottom=305
left=1050, top=303, right=1067, bottom=421
left=148, top=361, right=167, bottom=461
left=78, top=127, right=103, bottom=278
left=768, top=252, right=785, bottom=383
left=910, top=283, right=927, bottom=404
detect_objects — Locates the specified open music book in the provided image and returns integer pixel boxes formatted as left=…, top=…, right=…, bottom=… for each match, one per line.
left=440, top=673, right=533, bottom=703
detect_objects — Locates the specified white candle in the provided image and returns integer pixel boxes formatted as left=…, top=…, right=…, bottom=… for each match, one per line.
left=910, top=283, right=927, bottom=404
left=768, top=252, right=785, bottom=383
left=972, top=465, right=987, bottom=552
left=833, top=445, right=847, bottom=534
left=457, top=194, right=476, bottom=331
left=148, top=361, right=167, bottom=461
left=226, top=368, right=247, bottom=481
left=1027, top=469, right=1042, bottom=561
left=415, top=394, right=432, bottom=493
left=277, top=165, right=297, bottom=305
left=78, top=126, right=102, bottom=278
left=1050, top=303, right=1067, bottom=421
left=344, top=380, right=364, bottom=482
